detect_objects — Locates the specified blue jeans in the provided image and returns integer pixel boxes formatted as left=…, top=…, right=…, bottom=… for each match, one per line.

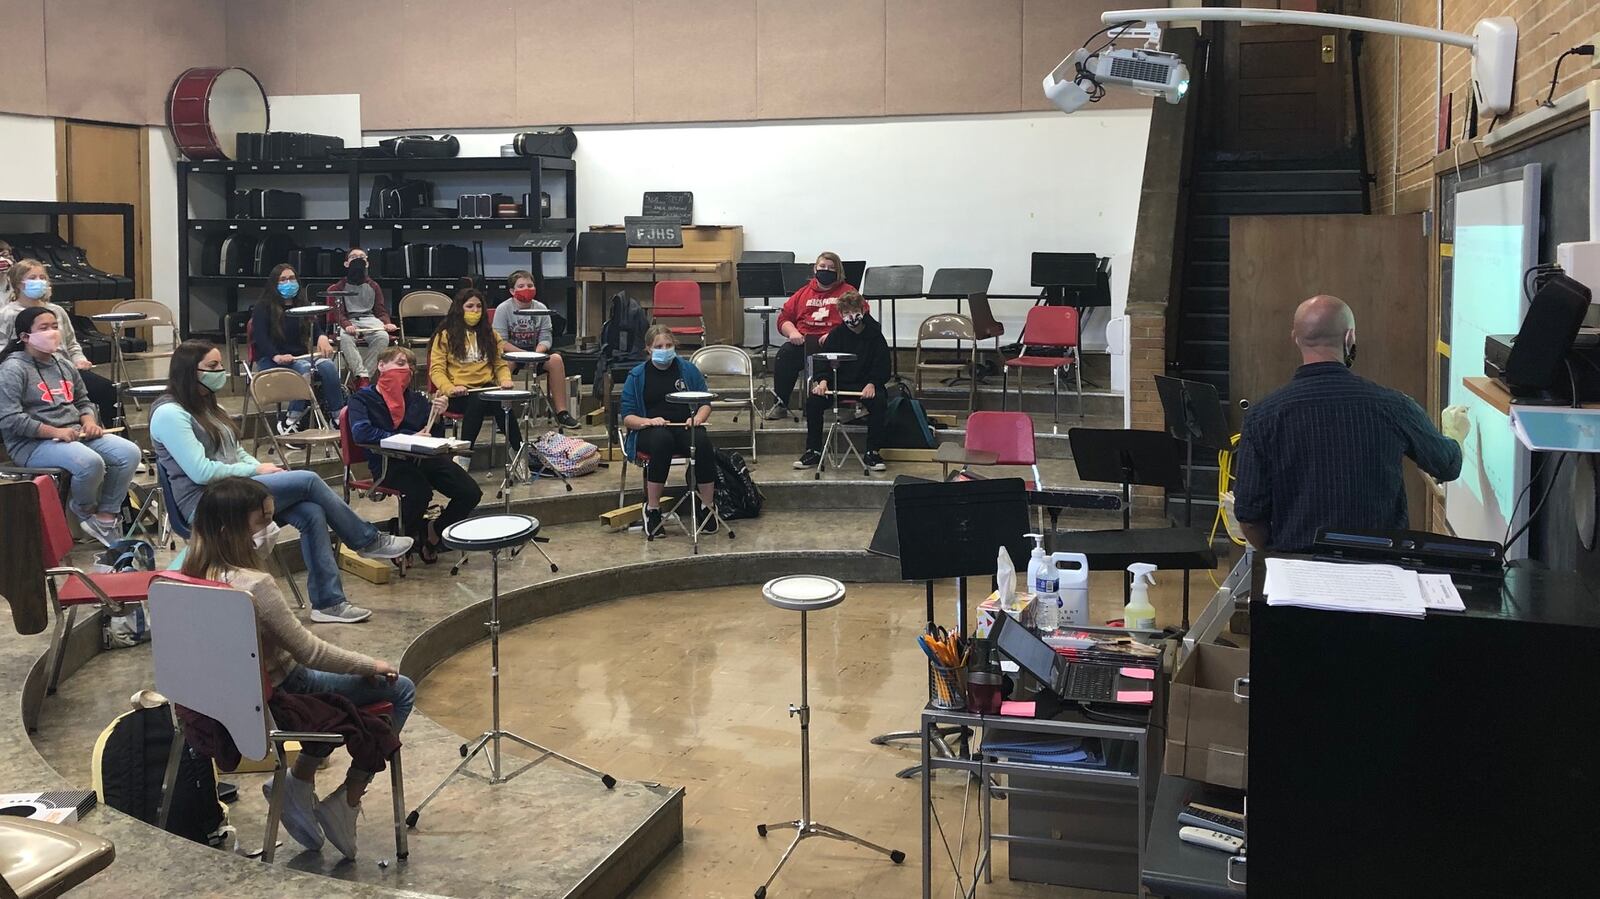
left=28, top=434, right=142, bottom=517
left=256, top=356, right=345, bottom=417
left=256, top=470, right=379, bottom=610
left=276, top=665, right=416, bottom=758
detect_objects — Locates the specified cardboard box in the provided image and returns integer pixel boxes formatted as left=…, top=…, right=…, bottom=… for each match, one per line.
left=338, top=545, right=391, bottom=584
left=1164, top=641, right=1249, bottom=789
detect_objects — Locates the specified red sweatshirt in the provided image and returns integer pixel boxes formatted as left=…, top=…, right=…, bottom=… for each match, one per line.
left=775, top=279, right=866, bottom=337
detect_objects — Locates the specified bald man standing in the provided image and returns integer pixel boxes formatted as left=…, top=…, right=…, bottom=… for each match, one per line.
left=1233, top=295, right=1470, bottom=552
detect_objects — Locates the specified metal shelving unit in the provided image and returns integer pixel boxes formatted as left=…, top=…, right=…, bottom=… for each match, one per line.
left=177, top=153, right=577, bottom=341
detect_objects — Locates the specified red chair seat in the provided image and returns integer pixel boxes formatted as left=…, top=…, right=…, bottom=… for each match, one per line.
left=667, top=326, right=704, bottom=336
left=361, top=701, right=394, bottom=717
left=348, top=477, right=402, bottom=498
left=57, top=570, right=159, bottom=605
left=1004, top=355, right=1071, bottom=369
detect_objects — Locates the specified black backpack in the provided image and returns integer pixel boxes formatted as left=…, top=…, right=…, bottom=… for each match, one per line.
left=92, top=703, right=226, bottom=845
left=593, top=292, right=652, bottom=399
left=881, top=383, right=937, bottom=449
left=712, top=449, right=764, bottom=520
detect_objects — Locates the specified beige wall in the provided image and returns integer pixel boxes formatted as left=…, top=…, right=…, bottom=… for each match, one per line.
left=0, top=0, right=1152, bottom=129
left=1357, top=0, right=1600, bottom=213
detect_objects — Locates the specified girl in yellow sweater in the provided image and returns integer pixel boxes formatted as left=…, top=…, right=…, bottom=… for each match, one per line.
left=428, top=288, right=519, bottom=460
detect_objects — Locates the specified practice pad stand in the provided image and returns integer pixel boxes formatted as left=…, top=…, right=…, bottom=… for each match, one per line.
left=813, top=356, right=868, bottom=479
left=669, top=406, right=737, bottom=555
left=408, top=540, right=608, bottom=831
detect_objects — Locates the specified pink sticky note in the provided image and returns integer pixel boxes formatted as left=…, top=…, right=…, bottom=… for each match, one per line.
left=999, top=701, right=1036, bottom=717
left=1120, top=667, right=1156, bottom=680
left=1115, top=690, right=1154, bottom=704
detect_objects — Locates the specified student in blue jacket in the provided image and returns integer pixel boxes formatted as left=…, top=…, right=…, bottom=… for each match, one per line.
left=619, top=324, right=718, bottom=538
left=348, top=346, right=481, bottom=564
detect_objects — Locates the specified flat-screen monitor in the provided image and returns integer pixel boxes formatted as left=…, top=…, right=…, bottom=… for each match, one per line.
left=1445, top=165, right=1540, bottom=556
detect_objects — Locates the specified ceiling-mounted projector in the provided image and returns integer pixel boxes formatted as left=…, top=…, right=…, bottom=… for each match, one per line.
left=1043, top=45, right=1189, bottom=114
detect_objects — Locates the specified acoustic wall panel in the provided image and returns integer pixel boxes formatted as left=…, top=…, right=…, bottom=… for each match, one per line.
left=400, top=0, right=517, bottom=129
left=1022, top=0, right=1148, bottom=111
left=292, top=0, right=405, bottom=129
left=515, top=0, right=636, bottom=125
left=0, top=0, right=48, bottom=116
left=226, top=0, right=297, bottom=99
left=885, top=0, right=1023, bottom=115
left=44, top=0, right=156, bottom=123
left=634, top=0, right=757, bottom=123
left=142, top=0, right=229, bottom=123
left=756, top=0, right=885, bottom=120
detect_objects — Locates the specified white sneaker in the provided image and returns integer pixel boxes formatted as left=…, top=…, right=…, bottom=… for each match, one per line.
left=263, top=778, right=323, bottom=851
left=314, top=785, right=361, bottom=860
left=453, top=454, right=472, bottom=471
left=310, top=602, right=373, bottom=624
left=357, top=533, right=413, bottom=560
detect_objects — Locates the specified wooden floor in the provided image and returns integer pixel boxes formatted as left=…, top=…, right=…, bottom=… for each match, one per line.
left=419, top=567, right=1231, bottom=899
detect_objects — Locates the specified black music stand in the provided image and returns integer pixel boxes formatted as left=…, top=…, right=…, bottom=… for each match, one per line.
left=741, top=250, right=796, bottom=265
left=1067, top=427, right=1215, bottom=627
left=843, top=260, right=866, bottom=289
left=868, top=478, right=1031, bottom=778
left=860, top=265, right=926, bottom=380
left=576, top=231, right=630, bottom=345
left=1155, top=376, right=1232, bottom=529
left=623, top=215, right=682, bottom=287
left=780, top=262, right=815, bottom=294
left=926, top=268, right=993, bottom=318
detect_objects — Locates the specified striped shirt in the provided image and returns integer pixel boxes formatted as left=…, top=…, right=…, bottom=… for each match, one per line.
left=1234, top=362, right=1462, bottom=552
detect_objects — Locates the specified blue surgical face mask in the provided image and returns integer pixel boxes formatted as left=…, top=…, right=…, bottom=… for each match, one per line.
left=650, top=347, right=676, bottom=368
left=276, top=280, right=299, bottom=299
left=22, top=278, right=48, bottom=300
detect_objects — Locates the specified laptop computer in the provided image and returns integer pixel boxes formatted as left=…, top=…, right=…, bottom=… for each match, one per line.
left=991, top=613, right=1151, bottom=705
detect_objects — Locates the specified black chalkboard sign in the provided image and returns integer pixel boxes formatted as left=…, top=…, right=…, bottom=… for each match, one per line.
left=642, top=191, right=693, bottom=225
left=624, top=216, right=683, bottom=248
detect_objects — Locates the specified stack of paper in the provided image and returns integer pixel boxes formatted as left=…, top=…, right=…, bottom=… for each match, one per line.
left=1263, top=559, right=1427, bottom=617
left=380, top=434, right=468, bottom=454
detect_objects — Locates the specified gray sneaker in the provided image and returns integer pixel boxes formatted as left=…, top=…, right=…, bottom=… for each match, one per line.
left=78, top=515, right=122, bottom=548
left=263, top=778, right=324, bottom=851
left=762, top=402, right=790, bottom=421
left=310, top=602, right=372, bottom=624
left=357, top=533, right=413, bottom=560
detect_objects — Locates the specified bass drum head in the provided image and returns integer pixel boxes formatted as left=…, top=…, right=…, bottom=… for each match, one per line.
left=209, top=68, right=269, bottom=160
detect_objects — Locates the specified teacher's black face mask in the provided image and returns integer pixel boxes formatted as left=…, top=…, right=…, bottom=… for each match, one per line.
left=814, top=268, right=838, bottom=288
left=1344, top=341, right=1357, bottom=368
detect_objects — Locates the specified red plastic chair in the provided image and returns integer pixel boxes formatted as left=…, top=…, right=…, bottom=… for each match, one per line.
left=652, top=281, right=706, bottom=341
left=963, top=411, right=1043, bottom=487
left=1002, top=305, right=1083, bottom=429
left=34, top=475, right=159, bottom=695
left=337, top=407, right=402, bottom=504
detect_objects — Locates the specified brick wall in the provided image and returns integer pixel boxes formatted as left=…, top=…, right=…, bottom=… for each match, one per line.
left=1357, top=0, right=1600, bottom=212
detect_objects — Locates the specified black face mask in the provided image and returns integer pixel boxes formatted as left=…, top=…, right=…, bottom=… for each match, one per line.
left=1344, top=341, right=1357, bottom=368
left=348, top=259, right=368, bottom=284
left=814, top=269, right=838, bottom=288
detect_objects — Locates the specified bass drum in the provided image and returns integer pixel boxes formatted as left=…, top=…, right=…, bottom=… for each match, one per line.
left=167, top=67, right=269, bottom=161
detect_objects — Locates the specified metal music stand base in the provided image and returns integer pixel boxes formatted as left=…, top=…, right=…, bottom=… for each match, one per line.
left=408, top=545, right=607, bottom=829
left=754, top=606, right=903, bottom=898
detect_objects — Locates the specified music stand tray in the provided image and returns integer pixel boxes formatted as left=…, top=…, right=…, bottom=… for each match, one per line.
left=737, top=262, right=787, bottom=299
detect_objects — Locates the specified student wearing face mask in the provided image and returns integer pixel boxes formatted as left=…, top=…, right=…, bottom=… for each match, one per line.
left=151, top=340, right=412, bottom=624
left=327, top=248, right=396, bottom=384
left=0, top=241, right=14, bottom=301
left=428, top=288, right=518, bottom=468
left=251, top=263, right=345, bottom=432
left=0, top=259, right=121, bottom=427
left=181, top=476, right=413, bottom=859
left=490, top=270, right=580, bottom=429
left=619, top=324, right=719, bottom=538
left=348, top=347, right=482, bottom=563
left=795, top=291, right=890, bottom=472
left=766, top=251, right=862, bottom=421
left=0, top=306, right=142, bottom=546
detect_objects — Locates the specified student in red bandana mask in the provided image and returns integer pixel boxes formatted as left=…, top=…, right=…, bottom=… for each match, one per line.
left=490, top=270, right=580, bottom=429
left=347, top=346, right=482, bottom=564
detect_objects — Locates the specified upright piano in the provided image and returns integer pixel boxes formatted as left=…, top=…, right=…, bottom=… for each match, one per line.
left=574, top=225, right=744, bottom=347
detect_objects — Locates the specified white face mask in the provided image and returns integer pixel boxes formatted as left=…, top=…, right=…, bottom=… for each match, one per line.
left=252, top=521, right=282, bottom=549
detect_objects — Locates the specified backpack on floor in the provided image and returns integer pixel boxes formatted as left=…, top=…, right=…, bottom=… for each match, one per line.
left=92, top=699, right=228, bottom=846
left=95, top=539, right=155, bottom=649
left=881, top=383, right=937, bottom=449
left=712, top=448, right=764, bottom=520
left=531, top=430, right=601, bottom=478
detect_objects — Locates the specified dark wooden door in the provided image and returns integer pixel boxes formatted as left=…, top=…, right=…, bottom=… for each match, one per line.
left=1213, top=22, right=1348, bottom=153
left=1229, top=214, right=1430, bottom=524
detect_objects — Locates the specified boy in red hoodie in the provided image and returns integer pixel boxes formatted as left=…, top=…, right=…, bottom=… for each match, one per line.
left=765, top=251, right=866, bottom=420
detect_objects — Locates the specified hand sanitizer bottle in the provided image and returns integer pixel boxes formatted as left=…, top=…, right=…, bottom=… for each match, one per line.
left=1124, top=562, right=1158, bottom=630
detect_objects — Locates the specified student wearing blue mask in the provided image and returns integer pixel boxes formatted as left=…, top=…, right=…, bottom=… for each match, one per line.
left=619, top=324, right=718, bottom=538
left=0, top=258, right=122, bottom=427
left=250, top=263, right=345, bottom=433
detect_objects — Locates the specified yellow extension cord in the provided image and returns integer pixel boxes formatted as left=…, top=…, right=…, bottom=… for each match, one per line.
left=1207, top=433, right=1246, bottom=588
